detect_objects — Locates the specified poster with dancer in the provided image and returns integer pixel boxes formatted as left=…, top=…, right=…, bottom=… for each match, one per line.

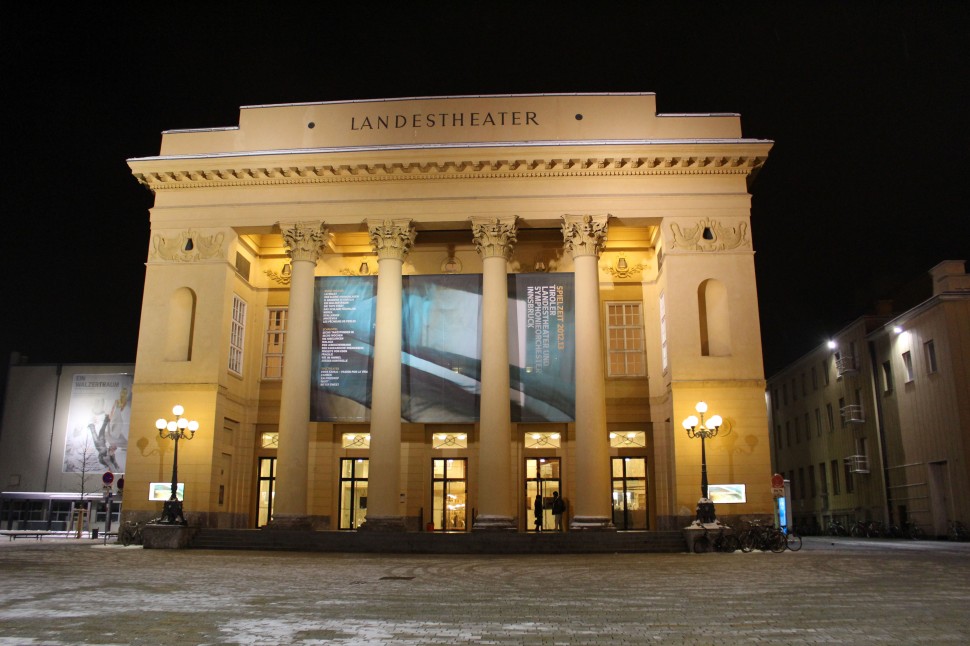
left=62, top=373, right=133, bottom=474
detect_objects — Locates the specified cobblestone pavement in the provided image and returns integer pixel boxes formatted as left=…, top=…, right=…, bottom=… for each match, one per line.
left=1, top=536, right=968, bottom=645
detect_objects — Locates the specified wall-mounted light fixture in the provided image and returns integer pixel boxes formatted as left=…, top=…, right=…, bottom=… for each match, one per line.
left=340, top=259, right=373, bottom=277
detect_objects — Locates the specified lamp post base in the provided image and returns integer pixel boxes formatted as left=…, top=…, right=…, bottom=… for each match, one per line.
left=695, top=498, right=717, bottom=525
left=158, top=499, right=187, bottom=526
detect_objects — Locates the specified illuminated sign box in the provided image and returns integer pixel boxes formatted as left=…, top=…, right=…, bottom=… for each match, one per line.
left=708, top=484, right=746, bottom=504
left=149, top=483, right=184, bottom=501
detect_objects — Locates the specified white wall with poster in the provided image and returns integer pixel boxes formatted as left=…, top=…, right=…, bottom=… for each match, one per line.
left=0, top=363, right=135, bottom=496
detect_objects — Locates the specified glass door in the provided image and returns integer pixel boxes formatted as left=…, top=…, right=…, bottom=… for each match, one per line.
left=339, top=458, right=369, bottom=529
left=526, top=458, right=561, bottom=532
left=612, top=457, right=648, bottom=530
left=431, top=458, right=467, bottom=531
left=256, top=457, right=276, bottom=528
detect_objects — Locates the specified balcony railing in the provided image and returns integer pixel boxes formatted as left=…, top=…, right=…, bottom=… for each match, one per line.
left=845, top=454, right=870, bottom=474
left=836, top=354, right=858, bottom=376
left=840, top=404, right=865, bottom=424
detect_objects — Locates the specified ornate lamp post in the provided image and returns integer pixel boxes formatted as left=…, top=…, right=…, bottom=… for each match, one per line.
left=682, top=401, right=722, bottom=525
left=155, top=405, right=199, bottom=525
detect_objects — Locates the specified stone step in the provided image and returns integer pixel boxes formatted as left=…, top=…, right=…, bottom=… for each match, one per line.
left=189, top=529, right=688, bottom=553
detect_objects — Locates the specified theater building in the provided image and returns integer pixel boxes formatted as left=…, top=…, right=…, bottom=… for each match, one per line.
left=122, top=93, right=774, bottom=532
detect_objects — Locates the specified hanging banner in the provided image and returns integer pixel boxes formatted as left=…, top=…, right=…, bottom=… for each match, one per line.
left=310, top=276, right=377, bottom=421
left=310, top=273, right=575, bottom=423
left=63, top=374, right=133, bottom=474
left=509, top=273, right=575, bottom=422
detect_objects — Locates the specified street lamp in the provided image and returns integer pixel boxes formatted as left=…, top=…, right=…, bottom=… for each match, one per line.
left=155, top=405, right=199, bottom=525
left=682, top=401, right=723, bottom=525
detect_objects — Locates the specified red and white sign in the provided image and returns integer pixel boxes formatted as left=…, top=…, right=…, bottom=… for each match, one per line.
left=771, top=473, right=784, bottom=489
left=102, top=472, right=115, bottom=485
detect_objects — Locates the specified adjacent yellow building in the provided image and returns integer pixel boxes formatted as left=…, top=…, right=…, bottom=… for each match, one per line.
left=122, top=93, right=775, bottom=532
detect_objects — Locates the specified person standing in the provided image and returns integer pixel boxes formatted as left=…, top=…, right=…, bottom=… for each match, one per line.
left=533, top=494, right=543, bottom=532
left=551, top=491, right=566, bottom=531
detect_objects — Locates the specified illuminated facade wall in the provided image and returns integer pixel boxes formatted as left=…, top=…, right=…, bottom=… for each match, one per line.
left=124, top=94, right=774, bottom=531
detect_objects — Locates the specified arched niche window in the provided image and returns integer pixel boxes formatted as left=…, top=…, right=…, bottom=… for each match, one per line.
left=698, top=279, right=731, bottom=357
left=165, top=287, right=197, bottom=361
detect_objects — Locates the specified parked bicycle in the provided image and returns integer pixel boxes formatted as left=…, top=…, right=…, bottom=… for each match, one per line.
left=949, top=521, right=969, bottom=542
left=738, top=521, right=786, bottom=553
left=827, top=520, right=849, bottom=537
left=850, top=520, right=883, bottom=538
left=783, top=527, right=803, bottom=551
left=119, top=521, right=145, bottom=546
left=693, top=526, right=740, bottom=553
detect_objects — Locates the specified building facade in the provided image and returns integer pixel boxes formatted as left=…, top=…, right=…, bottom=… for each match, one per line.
left=0, top=362, right=134, bottom=533
left=121, top=94, right=775, bottom=532
left=768, top=260, right=970, bottom=536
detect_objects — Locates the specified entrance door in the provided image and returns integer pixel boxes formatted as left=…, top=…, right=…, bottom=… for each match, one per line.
left=612, top=457, right=648, bottom=530
left=339, top=458, right=369, bottom=529
left=256, top=457, right=276, bottom=528
left=431, top=458, right=467, bottom=531
left=526, top=458, right=561, bottom=532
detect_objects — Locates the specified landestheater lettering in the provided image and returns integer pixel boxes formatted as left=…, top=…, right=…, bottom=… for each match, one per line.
left=351, top=111, right=539, bottom=130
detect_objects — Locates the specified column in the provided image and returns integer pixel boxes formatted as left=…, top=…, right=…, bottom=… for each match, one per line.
left=358, top=218, right=415, bottom=532
left=471, top=216, right=518, bottom=531
left=562, top=214, right=614, bottom=530
left=269, top=221, right=328, bottom=530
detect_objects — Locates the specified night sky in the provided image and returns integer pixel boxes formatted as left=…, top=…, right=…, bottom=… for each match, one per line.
left=2, top=4, right=968, bottom=412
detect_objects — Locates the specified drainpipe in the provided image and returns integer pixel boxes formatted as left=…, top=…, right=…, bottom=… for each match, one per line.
left=867, top=340, right=893, bottom=526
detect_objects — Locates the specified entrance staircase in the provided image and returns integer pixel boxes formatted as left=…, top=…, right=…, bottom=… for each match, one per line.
left=189, top=528, right=688, bottom=554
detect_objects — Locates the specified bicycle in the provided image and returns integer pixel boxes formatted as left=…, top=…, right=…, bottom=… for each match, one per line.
left=692, top=526, right=740, bottom=553
left=828, top=521, right=849, bottom=537
left=738, top=521, right=786, bottom=553
left=784, top=528, right=803, bottom=551
left=948, top=521, right=969, bottom=542
left=119, top=521, right=144, bottom=546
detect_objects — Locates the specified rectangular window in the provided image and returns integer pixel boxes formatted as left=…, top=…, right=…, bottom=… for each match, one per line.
left=808, top=465, right=816, bottom=498
left=822, top=359, right=830, bottom=386
left=844, top=460, right=855, bottom=493
left=798, top=467, right=806, bottom=499
left=882, top=361, right=893, bottom=394
left=812, top=366, right=818, bottom=390
left=902, top=351, right=914, bottom=382
left=838, top=397, right=846, bottom=428
left=804, top=413, right=811, bottom=442
left=831, top=459, right=840, bottom=495
left=262, top=308, right=288, bottom=380
left=826, top=404, right=835, bottom=432
left=229, top=295, right=247, bottom=376
left=775, top=424, right=782, bottom=448
left=801, top=373, right=807, bottom=397
left=782, top=383, right=788, bottom=405
left=924, top=340, right=938, bottom=374
left=815, top=408, right=822, bottom=437
left=819, top=462, right=828, bottom=495
left=785, top=421, right=791, bottom=446
left=794, top=417, right=800, bottom=444
left=606, top=302, right=646, bottom=377
left=772, top=389, right=779, bottom=410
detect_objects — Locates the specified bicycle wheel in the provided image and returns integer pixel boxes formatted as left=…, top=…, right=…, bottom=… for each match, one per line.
left=908, top=525, right=924, bottom=540
left=739, top=532, right=757, bottom=553
left=769, top=532, right=787, bottom=553
left=786, top=532, right=802, bottom=551
left=722, top=534, right=740, bottom=553
left=693, top=535, right=711, bottom=553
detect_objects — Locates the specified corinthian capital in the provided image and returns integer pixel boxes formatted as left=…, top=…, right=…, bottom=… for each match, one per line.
left=279, top=221, right=330, bottom=263
left=471, top=216, right=518, bottom=260
left=367, top=218, right=416, bottom=261
left=561, top=214, right=610, bottom=259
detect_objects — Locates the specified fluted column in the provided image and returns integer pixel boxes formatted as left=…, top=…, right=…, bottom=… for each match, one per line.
left=270, top=221, right=329, bottom=530
left=358, top=218, right=415, bottom=532
left=562, top=214, right=614, bottom=530
left=471, top=216, right=518, bottom=531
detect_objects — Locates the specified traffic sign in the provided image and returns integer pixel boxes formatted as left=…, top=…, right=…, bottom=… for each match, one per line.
left=102, top=472, right=115, bottom=485
left=771, top=473, right=784, bottom=489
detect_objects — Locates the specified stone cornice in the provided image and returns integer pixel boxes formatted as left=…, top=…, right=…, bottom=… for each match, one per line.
left=129, top=145, right=770, bottom=192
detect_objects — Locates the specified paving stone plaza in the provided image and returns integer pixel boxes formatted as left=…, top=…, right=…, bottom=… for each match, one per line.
left=1, top=536, right=968, bottom=645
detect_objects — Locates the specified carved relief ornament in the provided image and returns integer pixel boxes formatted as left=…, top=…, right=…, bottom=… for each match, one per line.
left=561, top=214, right=610, bottom=259
left=151, top=229, right=225, bottom=262
left=668, top=218, right=749, bottom=252
left=471, top=216, right=518, bottom=260
left=279, top=221, right=329, bottom=263
left=367, top=219, right=416, bottom=261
